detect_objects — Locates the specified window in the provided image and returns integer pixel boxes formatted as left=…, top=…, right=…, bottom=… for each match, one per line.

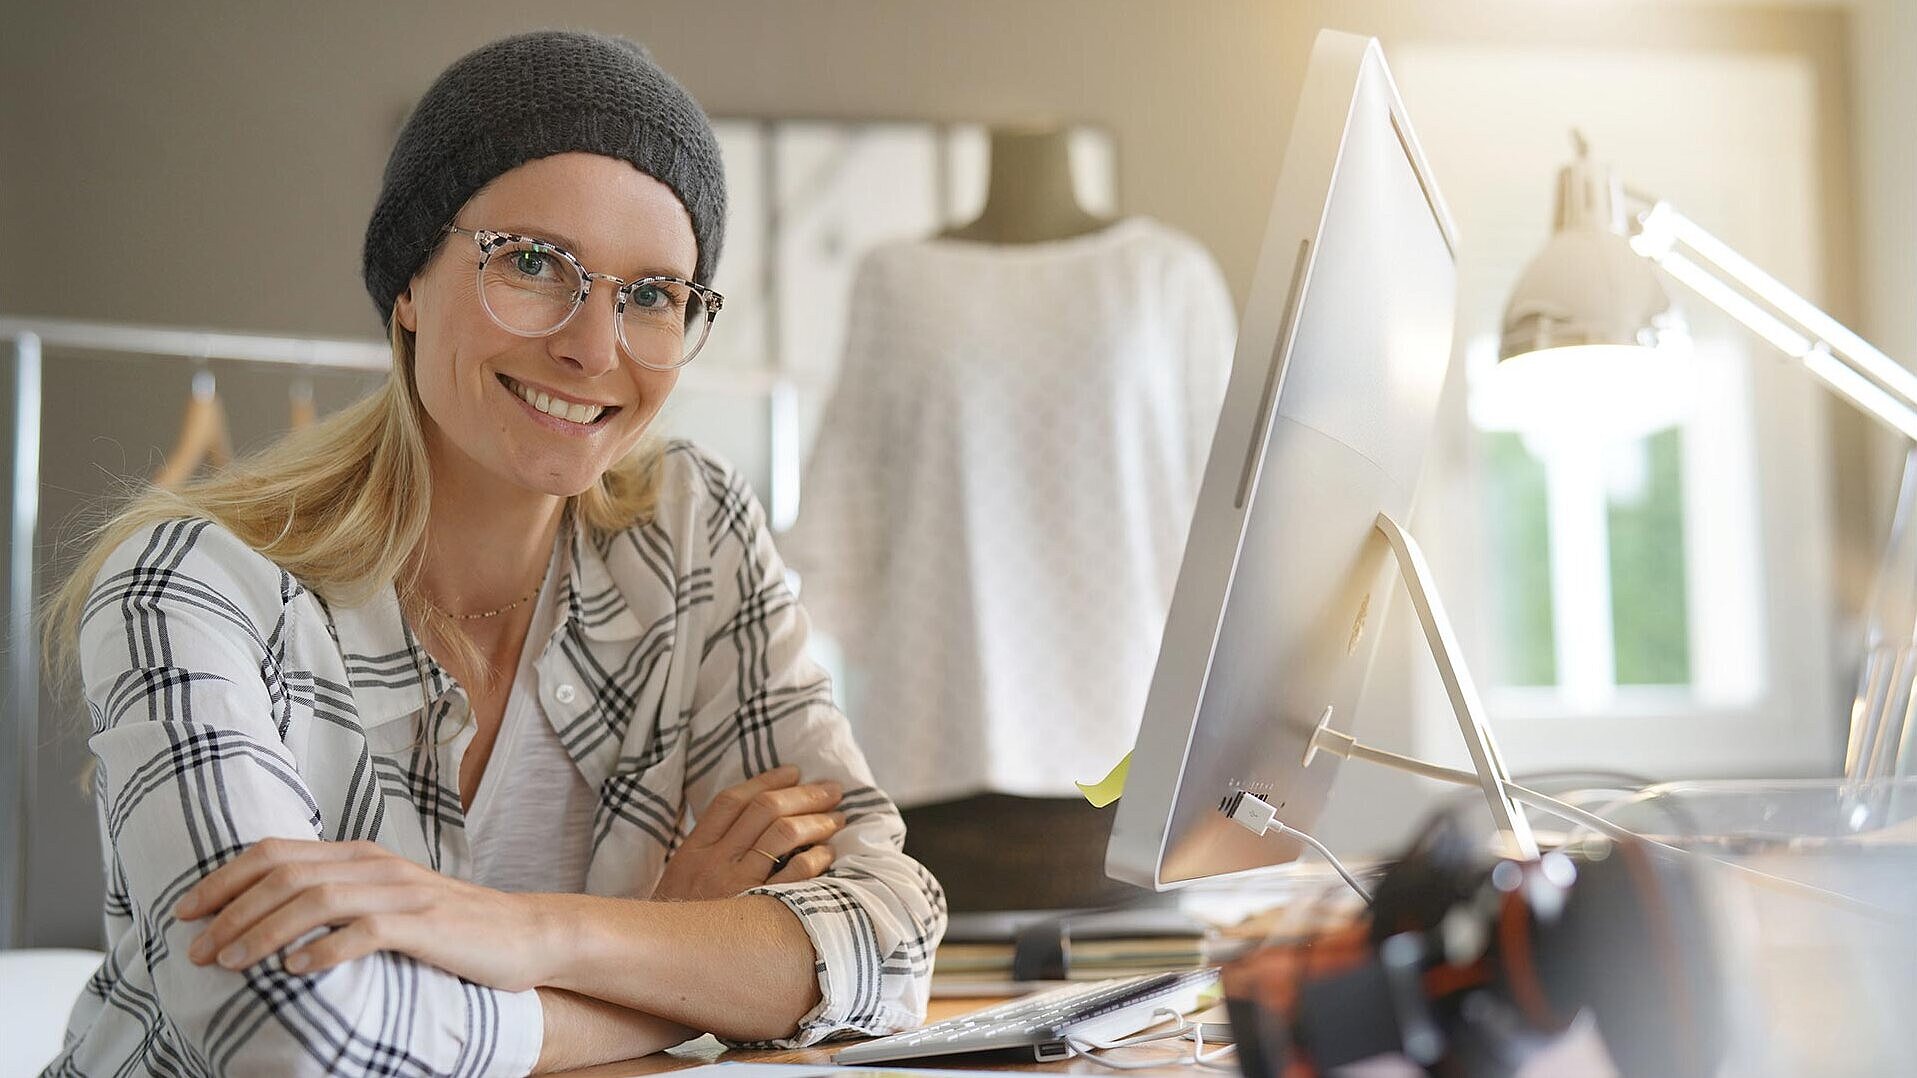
left=1388, top=45, right=1839, bottom=778
left=1471, top=330, right=1768, bottom=717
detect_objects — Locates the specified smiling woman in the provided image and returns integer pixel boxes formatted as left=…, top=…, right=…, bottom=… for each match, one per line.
left=38, top=28, right=944, bottom=1078
left=398, top=151, right=696, bottom=527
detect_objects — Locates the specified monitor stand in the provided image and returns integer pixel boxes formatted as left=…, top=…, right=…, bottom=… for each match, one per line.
left=1367, top=511, right=1539, bottom=859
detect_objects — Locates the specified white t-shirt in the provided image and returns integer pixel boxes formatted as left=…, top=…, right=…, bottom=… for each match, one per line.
left=783, top=215, right=1238, bottom=807
left=465, top=537, right=599, bottom=893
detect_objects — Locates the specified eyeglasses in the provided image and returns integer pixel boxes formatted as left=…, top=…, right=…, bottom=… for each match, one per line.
left=444, top=224, right=724, bottom=371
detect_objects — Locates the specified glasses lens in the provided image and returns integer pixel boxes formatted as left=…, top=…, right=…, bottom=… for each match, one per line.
left=621, top=280, right=712, bottom=370
left=479, top=240, right=583, bottom=335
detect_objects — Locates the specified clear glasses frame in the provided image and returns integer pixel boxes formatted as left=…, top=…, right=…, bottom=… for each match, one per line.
left=444, top=223, right=725, bottom=371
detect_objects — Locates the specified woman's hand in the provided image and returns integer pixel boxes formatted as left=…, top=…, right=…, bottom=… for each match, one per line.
left=651, top=764, right=845, bottom=901
left=174, top=837, right=553, bottom=991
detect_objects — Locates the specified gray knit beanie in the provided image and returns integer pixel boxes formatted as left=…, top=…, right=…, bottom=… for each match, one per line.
left=362, top=29, right=726, bottom=329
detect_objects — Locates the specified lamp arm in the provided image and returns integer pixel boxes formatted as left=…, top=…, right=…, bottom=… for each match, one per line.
left=1623, top=194, right=1917, bottom=785
left=1624, top=197, right=1917, bottom=443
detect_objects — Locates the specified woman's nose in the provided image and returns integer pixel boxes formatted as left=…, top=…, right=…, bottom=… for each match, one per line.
left=546, top=279, right=623, bottom=376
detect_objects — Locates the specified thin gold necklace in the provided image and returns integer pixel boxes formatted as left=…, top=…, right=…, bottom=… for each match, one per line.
left=420, top=577, right=542, bottom=621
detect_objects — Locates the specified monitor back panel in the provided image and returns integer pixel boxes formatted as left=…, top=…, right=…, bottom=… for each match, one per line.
left=1109, top=33, right=1458, bottom=888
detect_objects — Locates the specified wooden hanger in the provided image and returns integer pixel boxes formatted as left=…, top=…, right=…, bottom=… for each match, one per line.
left=289, top=370, right=316, bottom=431
left=152, top=361, right=234, bottom=489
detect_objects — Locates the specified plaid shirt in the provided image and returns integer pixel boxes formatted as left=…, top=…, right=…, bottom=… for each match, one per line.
left=47, top=440, right=946, bottom=1077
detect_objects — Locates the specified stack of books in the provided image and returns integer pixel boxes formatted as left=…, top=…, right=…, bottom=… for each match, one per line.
left=931, top=906, right=1238, bottom=996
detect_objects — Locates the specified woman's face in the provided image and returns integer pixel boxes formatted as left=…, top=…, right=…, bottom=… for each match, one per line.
left=394, top=151, right=698, bottom=497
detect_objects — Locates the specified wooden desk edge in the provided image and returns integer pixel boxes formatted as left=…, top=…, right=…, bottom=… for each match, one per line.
left=553, top=997, right=1227, bottom=1076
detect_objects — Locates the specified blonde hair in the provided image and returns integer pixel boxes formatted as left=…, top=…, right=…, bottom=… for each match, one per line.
left=41, top=316, right=666, bottom=705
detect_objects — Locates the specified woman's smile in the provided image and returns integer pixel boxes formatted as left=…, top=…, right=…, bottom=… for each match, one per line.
left=496, top=372, right=623, bottom=434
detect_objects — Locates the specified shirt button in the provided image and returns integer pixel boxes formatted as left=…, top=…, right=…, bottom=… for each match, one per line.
left=554, top=684, right=578, bottom=705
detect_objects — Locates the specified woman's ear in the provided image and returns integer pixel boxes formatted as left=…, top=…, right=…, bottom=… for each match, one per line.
left=394, top=284, right=419, bottom=334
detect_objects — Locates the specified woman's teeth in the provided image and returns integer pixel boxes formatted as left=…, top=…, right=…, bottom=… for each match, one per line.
left=501, top=375, right=608, bottom=425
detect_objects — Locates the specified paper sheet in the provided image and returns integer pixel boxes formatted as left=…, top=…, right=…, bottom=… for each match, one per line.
left=673, top=1064, right=1025, bottom=1078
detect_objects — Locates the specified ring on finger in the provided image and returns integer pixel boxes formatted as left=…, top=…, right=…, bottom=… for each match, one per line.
left=748, top=847, right=781, bottom=865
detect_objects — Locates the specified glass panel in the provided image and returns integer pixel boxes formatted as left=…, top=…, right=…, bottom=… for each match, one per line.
left=683, top=118, right=1118, bottom=520
left=1482, top=430, right=1557, bottom=686
left=773, top=122, right=945, bottom=458
left=702, top=122, right=768, bottom=371
left=1608, top=425, right=1691, bottom=685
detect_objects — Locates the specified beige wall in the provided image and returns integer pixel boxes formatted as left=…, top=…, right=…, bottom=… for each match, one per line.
left=0, top=2, right=1878, bottom=938
left=0, top=0, right=1861, bottom=336
left=1851, top=0, right=1917, bottom=526
left=0, top=0, right=1872, bottom=635
left=1852, top=0, right=1917, bottom=364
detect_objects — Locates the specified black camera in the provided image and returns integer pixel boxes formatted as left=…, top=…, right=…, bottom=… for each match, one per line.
left=1226, top=815, right=1724, bottom=1077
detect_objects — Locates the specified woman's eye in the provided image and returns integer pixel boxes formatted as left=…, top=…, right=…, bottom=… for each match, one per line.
left=511, top=250, right=552, bottom=277
left=634, top=284, right=669, bottom=309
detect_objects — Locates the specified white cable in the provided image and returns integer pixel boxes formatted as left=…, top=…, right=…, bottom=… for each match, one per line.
left=1063, top=1008, right=1240, bottom=1071
left=1067, top=1008, right=1188, bottom=1051
left=1220, top=791, right=1374, bottom=904
left=1273, top=821, right=1373, bottom=904
left=1188, top=1018, right=1242, bottom=1072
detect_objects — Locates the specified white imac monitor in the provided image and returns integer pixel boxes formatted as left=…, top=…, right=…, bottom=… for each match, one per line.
left=1107, top=30, right=1463, bottom=889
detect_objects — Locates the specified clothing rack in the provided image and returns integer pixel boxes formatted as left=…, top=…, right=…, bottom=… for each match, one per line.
left=0, top=315, right=801, bottom=949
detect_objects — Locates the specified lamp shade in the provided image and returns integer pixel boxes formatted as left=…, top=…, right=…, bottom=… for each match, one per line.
left=1485, top=143, right=1694, bottom=441
left=1498, top=150, right=1686, bottom=363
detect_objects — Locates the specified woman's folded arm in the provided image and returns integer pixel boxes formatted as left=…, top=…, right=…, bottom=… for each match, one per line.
left=79, top=518, right=545, bottom=1077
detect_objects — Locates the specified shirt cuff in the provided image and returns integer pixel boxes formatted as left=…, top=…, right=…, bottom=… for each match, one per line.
left=735, top=880, right=903, bottom=1049
left=490, top=985, right=545, bottom=1077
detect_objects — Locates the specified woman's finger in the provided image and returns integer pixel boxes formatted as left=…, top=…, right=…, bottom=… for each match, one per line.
left=767, top=844, right=836, bottom=885
left=175, top=838, right=388, bottom=920
left=686, top=765, right=801, bottom=846
left=717, top=781, right=843, bottom=857
left=188, top=856, right=410, bottom=964
left=281, top=913, right=408, bottom=976
left=743, top=811, right=846, bottom=862
left=213, top=883, right=427, bottom=971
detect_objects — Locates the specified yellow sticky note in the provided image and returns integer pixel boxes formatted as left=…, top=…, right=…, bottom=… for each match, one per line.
left=1076, top=751, right=1131, bottom=808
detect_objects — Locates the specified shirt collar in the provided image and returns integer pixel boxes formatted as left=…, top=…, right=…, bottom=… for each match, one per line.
left=324, top=503, right=645, bottom=730
left=322, top=582, right=452, bottom=730
left=561, top=507, right=647, bottom=644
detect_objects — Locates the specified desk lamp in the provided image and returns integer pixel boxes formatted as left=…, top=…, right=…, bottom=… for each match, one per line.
left=1499, top=131, right=1917, bottom=786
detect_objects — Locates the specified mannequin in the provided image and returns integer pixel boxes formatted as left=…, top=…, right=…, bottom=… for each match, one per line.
left=794, top=121, right=1237, bottom=911
left=937, top=122, right=1116, bottom=245
left=910, top=123, right=1156, bottom=910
